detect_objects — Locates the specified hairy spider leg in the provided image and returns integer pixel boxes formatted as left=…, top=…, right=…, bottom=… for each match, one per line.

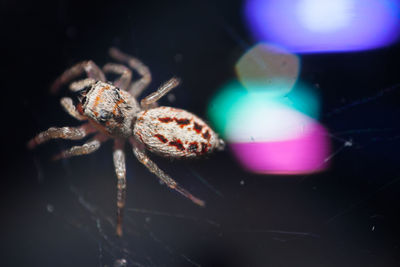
left=131, top=143, right=205, bottom=207
left=140, top=77, right=180, bottom=109
left=27, top=123, right=96, bottom=149
left=69, top=78, right=96, bottom=92
left=113, top=138, right=126, bottom=237
left=60, top=97, right=87, bottom=121
left=109, top=48, right=152, bottom=98
left=51, top=60, right=105, bottom=94
left=52, top=133, right=109, bottom=161
left=103, top=63, right=132, bottom=91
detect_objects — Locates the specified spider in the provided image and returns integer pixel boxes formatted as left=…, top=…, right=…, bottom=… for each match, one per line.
left=28, top=48, right=225, bottom=236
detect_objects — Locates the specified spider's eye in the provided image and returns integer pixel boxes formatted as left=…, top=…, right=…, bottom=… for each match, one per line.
left=98, top=110, right=112, bottom=122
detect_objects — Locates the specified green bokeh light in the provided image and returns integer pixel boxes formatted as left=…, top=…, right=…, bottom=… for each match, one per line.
left=207, top=80, right=320, bottom=140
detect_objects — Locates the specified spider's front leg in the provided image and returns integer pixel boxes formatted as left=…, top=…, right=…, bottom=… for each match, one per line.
left=103, top=63, right=132, bottom=91
left=113, top=139, right=127, bottom=237
left=28, top=123, right=96, bottom=149
left=51, top=60, right=105, bottom=93
left=52, top=133, right=108, bottom=160
left=109, top=48, right=152, bottom=98
left=60, top=97, right=86, bottom=121
left=131, top=143, right=205, bottom=207
left=69, top=78, right=96, bottom=93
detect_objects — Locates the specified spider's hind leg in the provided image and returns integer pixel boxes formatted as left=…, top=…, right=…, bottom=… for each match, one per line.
left=140, top=77, right=180, bottom=109
left=131, top=143, right=205, bottom=207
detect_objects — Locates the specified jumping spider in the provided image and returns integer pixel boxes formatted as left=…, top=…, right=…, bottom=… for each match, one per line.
left=28, top=48, right=224, bottom=236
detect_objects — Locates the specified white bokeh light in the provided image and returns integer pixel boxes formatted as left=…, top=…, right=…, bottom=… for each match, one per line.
left=225, top=98, right=314, bottom=143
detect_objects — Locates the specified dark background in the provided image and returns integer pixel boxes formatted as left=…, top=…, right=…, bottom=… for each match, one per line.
left=2, top=0, right=400, bottom=266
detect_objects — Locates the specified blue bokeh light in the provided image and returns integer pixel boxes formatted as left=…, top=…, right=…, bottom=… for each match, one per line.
left=245, top=0, right=400, bottom=53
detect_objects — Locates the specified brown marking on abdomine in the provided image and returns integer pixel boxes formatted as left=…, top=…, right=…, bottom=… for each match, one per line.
left=159, top=117, right=173, bottom=123
left=188, top=142, right=199, bottom=153
left=201, top=142, right=208, bottom=153
left=159, top=117, right=191, bottom=127
left=193, top=122, right=203, bottom=133
left=154, top=134, right=168, bottom=143
left=175, top=118, right=191, bottom=127
left=202, top=130, right=210, bottom=140
left=169, top=139, right=185, bottom=151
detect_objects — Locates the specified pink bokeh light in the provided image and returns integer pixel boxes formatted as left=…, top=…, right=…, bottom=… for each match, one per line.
left=230, top=122, right=330, bottom=174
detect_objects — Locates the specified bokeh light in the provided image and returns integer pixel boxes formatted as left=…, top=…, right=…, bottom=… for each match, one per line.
left=230, top=122, right=330, bottom=174
left=208, top=80, right=329, bottom=174
left=235, top=43, right=300, bottom=96
left=208, top=80, right=320, bottom=139
left=245, top=0, right=400, bottom=53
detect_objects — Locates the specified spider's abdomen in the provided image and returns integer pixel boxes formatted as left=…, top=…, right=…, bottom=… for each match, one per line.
left=134, top=106, right=220, bottom=158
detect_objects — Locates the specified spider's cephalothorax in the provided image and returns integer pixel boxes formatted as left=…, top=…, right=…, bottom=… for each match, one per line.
left=82, top=81, right=140, bottom=137
left=28, top=48, right=224, bottom=237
